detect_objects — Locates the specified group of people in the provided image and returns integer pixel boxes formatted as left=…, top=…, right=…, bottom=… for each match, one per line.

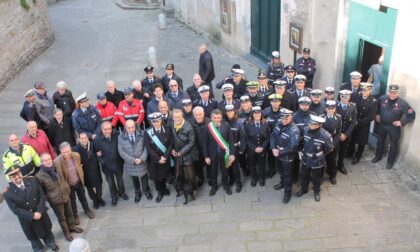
left=1, top=45, right=416, bottom=252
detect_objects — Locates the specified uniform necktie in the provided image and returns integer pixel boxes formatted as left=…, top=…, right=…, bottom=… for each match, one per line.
left=261, top=87, right=265, bottom=93
left=130, top=135, right=135, bottom=144
left=298, top=91, right=302, bottom=97
left=256, top=123, right=260, bottom=129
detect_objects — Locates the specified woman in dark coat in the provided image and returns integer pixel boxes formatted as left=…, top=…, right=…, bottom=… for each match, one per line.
left=73, top=132, right=104, bottom=209
left=144, top=112, right=173, bottom=203
left=52, top=81, right=76, bottom=119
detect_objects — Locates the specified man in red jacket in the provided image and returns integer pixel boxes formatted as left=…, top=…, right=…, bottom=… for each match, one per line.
left=22, top=121, right=56, bottom=159
left=95, top=92, right=118, bottom=127
left=116, top=88, right=145, bottom=127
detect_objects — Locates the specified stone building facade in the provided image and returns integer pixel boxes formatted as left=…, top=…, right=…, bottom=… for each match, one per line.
left=0, top=0, right=54, bottom=89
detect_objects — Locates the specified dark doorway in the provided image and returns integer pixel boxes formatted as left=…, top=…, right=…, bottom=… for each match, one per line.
left=358, top=40, right=383, bottom=82
left=250, top=0, right=280, bottom=62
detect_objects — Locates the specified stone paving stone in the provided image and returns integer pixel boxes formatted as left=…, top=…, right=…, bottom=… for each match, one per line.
left=155, top=224, right=198, bottom=236
left=199, top=222, right=239, bottom=233
left=322, top=236, right=368, bottom=249
left=218, top=210, right=259, bottom=222
left=256, top=230, right=294, bottom=240
left=283, top=239, right=324, bottom=251
left=211, top=243, right=247, bottom=252
left=247, top=241, right=283, bottom=252
left=178, top=245, right=211, bottom=252
left=274, top=218, right=308, bottom=230
left=239, top=220, right=274, bottom=231
left=145, top=247, right=177, bottom=252
left=259, top=209, right=292, bottom=219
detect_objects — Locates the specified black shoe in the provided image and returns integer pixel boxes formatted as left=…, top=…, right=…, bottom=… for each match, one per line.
left=351, top=157, right=360, bottom=165
left=84, top=209, right=95, bottom=219
left=209, top=187, right=217, bottom=196
left=371, top=156, right=382, bottom=163
left=93, top=201, right=100, bottom=209
left=134, top=193, right=141, bottom=203
left=145, top=191, right=153, bottom=200
left=314, top=192, right=321, bottom=202
left=282, top=195, right=291, bottom=204
left=259, top=179, right=265, bottom=187
left=119, top=193, right=129, bottom=200
left=48, top=244, right=59, bottom=252
left=98, top=198, right=106, bottom=207
left=251, top=178, right=257, bottom=187
left=337, top=164, right=348, bottom=175
left=163, top=188, right=170, bottom=196
left=197, top=179, right=204, bottom=188
left=228, top=179, right=234, bottom=186
left=111, top=198, right=118, bottom=206
left=243, top=169, right=250, bottom=177
left=235, top=182, right=242, bottom=193
left=330, top=177, right=337, bottom=185
left=223, top=186, right=232, bottom=195
left=156, top=193, right=163, bottom=203
left=267, top=169, right=276, bottom=178
left=295, top=189, right=308, bottom=197
left=207, top=180, right=212, bottom=187
left=386, top=163, right=394, bottom=169
left=273, top=183, right=284, bottom=191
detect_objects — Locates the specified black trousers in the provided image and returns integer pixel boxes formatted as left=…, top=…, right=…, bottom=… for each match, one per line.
left=300, top=166, right=323, bottom=193
left=292, top=154, right=301, bottom=182
left=154, top=179, right=167, bottom=194
left=375, top=125, right=401, bottom=164
left=238, top=152, right=249, bottom=175
left=194, top=156, right=211, bottom=182
left=105, top=171, right=125, bottom=199
left=337, top=138, right=350, bottom=166
left=70, top=182, right=90, bottom=215
left=51, top=201, right=75, bottom=234
left=210, top=153, right=229, bottom=187
left=347, top=134, right=366, bottom=158
left=326, top=148, right=338, bottom=178
left=248, top=151, right=266, bottom=182
left=30, top=228, right=55, bottom=252
left=267, top=151, right=276, bottom=175
left=131, top=174, right=150, bottom=194
left=277, top=160, right=293, bottom=196
left=86, top=184, right=103, bottom=203
left=227, top=160, right=241, bottom=185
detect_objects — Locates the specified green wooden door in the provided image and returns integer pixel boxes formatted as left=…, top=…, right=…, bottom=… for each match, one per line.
left=343, top=2, right=397, bottom=95
left=250, top=0, right=280, bottom=62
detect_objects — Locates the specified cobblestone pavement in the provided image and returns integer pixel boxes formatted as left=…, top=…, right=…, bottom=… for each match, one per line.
left=1, top=0, right=420, bottom=251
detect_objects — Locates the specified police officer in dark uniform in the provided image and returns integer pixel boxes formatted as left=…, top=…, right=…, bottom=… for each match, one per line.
left=372, top=84, right=416, bottom=169
left=270, top=108, right=300, bottom=203
left=72, top=92, right=102, bottom=140
left=270, top=80, right=297, bottom=111
left=292, top=96, right=314, bottom=182
left=263, top=94, right=283, bottom=178
left=141, top=66, right=162, bottom=96
left=161, top=64, right=183, bottom=93
left=238, top=95, right=253, bottom=125
left=322, top=100, right=342, bottom=184
left=20, top=89, right=44, bottom=130
left=295, top=48, right=317, bottom=89
left=257, top=72, right=273, bottom=98
left=348, top=83, right=378, bottom=164
left=336, top=90, right=357, bottom=174
left=244, top=106, right=270, bottom=187
left=215, top=64, right=242, bottom=89
left=193, top=85, right=218, bottom=118
left=340, top=71, right=362, bottom=103
left=3, top=167, right=59, bottom=252
left=309, top=89, right=326, bottom=116
left=217, top=84, right=241, bottom=116
left=295, top=115, right=333, bottom=202
left=321, top=87, right=336, bottom=107
left=246, top=81, right=265, bottom=108
left=227, top=69, right=248, bottom=100
left=281, top=65, right=296, bottom=90
left=266, top=51, right=285, bottom=81
left=288, top=74, right=312, bottom=108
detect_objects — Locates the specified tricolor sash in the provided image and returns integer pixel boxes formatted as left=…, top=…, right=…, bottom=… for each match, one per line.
left=208, top=122, right=231, bottom=168
left=147, top=128, right=174, bottom=166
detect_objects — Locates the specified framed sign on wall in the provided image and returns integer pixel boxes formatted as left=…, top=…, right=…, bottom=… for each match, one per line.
left=220, top=0, right=231, bottom=33
left=289, top=23, right=303, bottom=53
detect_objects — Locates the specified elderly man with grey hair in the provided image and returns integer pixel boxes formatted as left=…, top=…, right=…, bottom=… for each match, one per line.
left=52, top=81, right=76, bottom=119
left=33, top=81, right=55, bottom=131
left=191, top=106, right=211, bottom=186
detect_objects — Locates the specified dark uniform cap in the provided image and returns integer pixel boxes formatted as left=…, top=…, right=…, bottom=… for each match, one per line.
left=325, top=100, right=337, bottom=108
left=124, top=87, right=134, bottom=95
left=303, top=48, right=311, bottom=54
left=166, top=64, right=174, bottom=70
left=257, top=72, right=267, bottom=79
left=5, top=165, right=21, bottom=176
left=298, top=96, right=312, bottom=104
left=252, top=106, right=262, bottom=112
left=388, top=84, right=400, bottom=92
left=309, top=114, right=326, bottom=125
left=246, top=81, right=258, bottom=88
left=268, top=94, right=282, bottom=101
left=310, top=89, right=323, bottom=96
left=198, top=85, right=210, bottom=93
left=273, top=80, right=287, bottom=87
left=182, top=98, right=192, bottom=105
left=148, top=112, right=162, bottom=121
left=325, top=86, right=335, bottom=94
left=24, top=89, right=36, bottom=98
left=76, top=92, right=89, bottom=103
left=294, top=74, right=307, bottom=82
left=280, top=108, right=293, bottom=117
left=97, top=92, right=106, bottom=100
left=284, top=65, right=296, bottom=72
left=240, top=95, right=250, bottom=102
left=144, top=65, right=154, bottom=73
left=34, top=81, right=46, bottom=89
left=225, top=104, right=235, bottom=111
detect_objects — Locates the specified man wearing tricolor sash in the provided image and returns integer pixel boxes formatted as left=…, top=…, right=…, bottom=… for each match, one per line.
left=203, top=109, right=235, bottom=196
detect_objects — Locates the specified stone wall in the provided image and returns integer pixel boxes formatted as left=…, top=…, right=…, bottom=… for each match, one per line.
left=0, top=0, right=54, bottom=89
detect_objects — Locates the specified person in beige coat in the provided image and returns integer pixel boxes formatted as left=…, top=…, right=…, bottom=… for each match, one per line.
left=36, top=153, right=83, bottom=241
left=54, top=142, right=95, bottom=225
